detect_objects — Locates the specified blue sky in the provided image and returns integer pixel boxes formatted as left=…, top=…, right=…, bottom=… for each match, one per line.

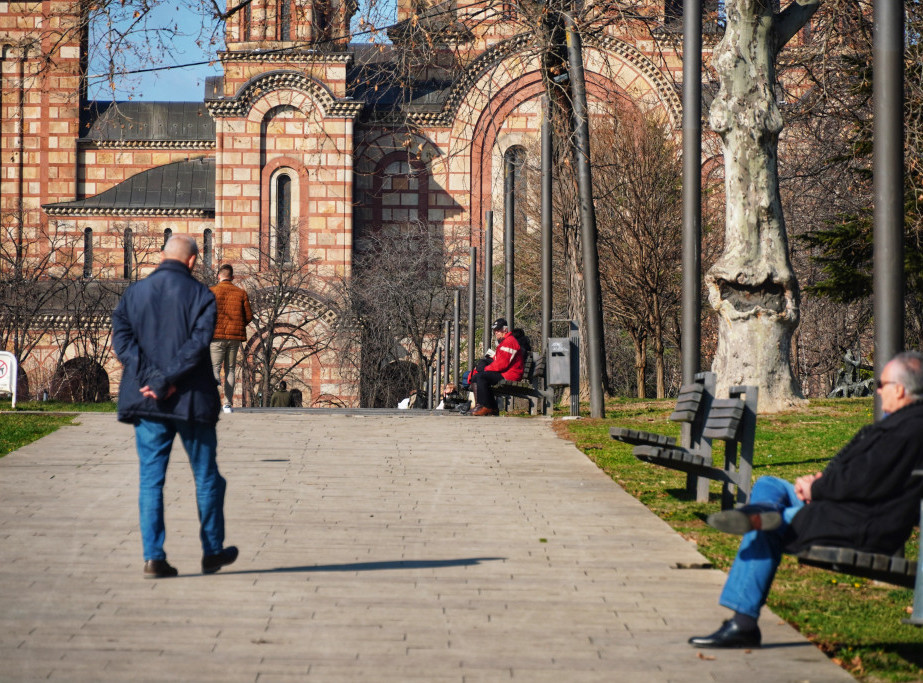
left=87, top=4, right=225, bottom=102
left=87, top=0, right=394, bottom=102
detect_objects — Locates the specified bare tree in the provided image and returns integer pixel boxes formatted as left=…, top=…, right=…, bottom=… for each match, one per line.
left=594, top=110, right=682, bottom=398
left=338, top=220, right=467, bottom=408
left=0, top=215, right=82, bottom=389
left=240, top=244, right=339, bottom=407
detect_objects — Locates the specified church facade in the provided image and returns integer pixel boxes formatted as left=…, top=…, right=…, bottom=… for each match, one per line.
left=1, top=0, right=689, bottom=406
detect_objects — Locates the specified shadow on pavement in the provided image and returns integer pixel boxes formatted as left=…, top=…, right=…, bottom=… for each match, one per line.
left=198, top=557, right=506, bottom=576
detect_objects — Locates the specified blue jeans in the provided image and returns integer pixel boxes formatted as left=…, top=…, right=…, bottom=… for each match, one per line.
left=719, top=476, right=805, bottom=619
left=135, top=418, right=226, bottom=561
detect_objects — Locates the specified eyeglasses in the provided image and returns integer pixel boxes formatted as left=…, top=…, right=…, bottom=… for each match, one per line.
left=876, top=379, right=899, bottom=390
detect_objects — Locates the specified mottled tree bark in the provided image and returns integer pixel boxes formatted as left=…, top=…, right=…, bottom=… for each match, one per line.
left=706, top=0, right=819, bottom=410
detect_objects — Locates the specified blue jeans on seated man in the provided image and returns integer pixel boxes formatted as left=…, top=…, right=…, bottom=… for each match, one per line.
left=135, top=418, right=226, bottom=561
left=719, top=476, right=805, bottom=619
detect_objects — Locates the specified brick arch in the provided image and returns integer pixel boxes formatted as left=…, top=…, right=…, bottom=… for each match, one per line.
left=468, top=69, right=640, bottom=249
left=429, top=33, right=680, bottom=128
left=248, top=88, right=320, bottom=125
left=354, top=131, right=441, bottom=176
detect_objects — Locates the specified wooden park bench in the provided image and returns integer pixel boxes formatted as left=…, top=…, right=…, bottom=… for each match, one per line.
left=610, top=371, right=715, bottom=451
left=626, top=384, right=759, bottom=509
left=797, top=470, right=922, bottom=626
left=492, top=351, right=554, bottom=415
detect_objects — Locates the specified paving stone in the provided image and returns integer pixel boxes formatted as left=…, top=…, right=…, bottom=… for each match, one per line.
left=0, top=412, right=855, bottom=682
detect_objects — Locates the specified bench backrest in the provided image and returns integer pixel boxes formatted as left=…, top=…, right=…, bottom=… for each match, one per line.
left=669, top=383, right=706, bottom=423
left=702, top=398, right=745, bottom=441
left=522, top=351, right=535, bottom=383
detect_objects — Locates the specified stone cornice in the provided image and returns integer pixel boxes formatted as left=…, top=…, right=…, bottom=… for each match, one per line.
left=219, top=50, right=353, bottom=65
left=78, top=140, right=216, bottom=150
left=43, top=206, right=214, bottom=218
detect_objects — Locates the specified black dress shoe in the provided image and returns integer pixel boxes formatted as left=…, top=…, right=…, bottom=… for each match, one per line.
left=202, top=546, right=239, bottom=574
left=689, top=619, right=761, bottom=648
left=707, top=504, right=782, bottom=535
left=143, top=559, right=178, bottom=579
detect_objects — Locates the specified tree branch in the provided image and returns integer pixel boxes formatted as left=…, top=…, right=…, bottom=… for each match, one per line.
left=774, top=0, right=821, bottom=52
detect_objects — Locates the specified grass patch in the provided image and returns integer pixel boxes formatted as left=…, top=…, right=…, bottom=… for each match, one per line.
left=0, top=399, right=114, bottom=458
left=0, top=413, right=78, bottom=457
left=0, top=399, right=117, bottom=413
left=556, top=398, right=923, bottom=682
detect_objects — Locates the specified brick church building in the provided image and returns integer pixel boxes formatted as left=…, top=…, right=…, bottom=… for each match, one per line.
left=1, top=0, right=686, bottom=406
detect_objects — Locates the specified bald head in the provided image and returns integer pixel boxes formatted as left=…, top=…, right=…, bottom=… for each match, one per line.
left=161, top=235, right=199, bottom=271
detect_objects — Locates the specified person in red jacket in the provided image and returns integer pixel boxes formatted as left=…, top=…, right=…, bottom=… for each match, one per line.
left=471, top=318, right=524, bottom=416
left=209, top=264, right=253, bottom=412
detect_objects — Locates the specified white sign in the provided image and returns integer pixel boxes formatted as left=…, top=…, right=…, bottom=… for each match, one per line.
left=0, top=351, right=18, bottom=408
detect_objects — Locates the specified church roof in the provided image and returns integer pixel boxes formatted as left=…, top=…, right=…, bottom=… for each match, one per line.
left=43, top=157, right=215, bottom=217
left=80, top=102, right=215, bottom=142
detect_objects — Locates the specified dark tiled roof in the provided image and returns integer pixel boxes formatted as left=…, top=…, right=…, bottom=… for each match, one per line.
left=81, top=102, right=215, bottom=142
left=44, top=157, right=215, bottom=216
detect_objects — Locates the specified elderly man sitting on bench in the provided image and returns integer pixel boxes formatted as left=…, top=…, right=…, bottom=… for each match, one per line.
left=690, top=350, right=923, bottom=649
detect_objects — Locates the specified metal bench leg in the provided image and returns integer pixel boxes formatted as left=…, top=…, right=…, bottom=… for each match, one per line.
left=903, top=500, right=923, bottom=626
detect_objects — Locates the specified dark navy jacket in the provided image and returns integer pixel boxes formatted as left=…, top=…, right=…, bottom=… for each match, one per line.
left=112, top=259, right=220, bottom=425
left=786, top=400, right=923, bottom=554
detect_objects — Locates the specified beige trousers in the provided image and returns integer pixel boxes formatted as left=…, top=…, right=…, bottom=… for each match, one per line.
left=210, top=339, right=240, bottom=406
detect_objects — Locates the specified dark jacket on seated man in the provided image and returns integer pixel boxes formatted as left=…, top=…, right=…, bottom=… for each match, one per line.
left=786, top=399, right=923, bottom=555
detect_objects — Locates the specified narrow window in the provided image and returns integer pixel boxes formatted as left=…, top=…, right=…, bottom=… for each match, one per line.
left=279, top=0, right=291, bottom=40
left=243, top=3, right=251, bottom=40
left=314, top=0, right=329, bottom=41
left=204, top=229, right=213, bottom=269
left=162, top=228, right=172, bottom=250
left=123, top=228, right=133, bottom=279
left=276, top=175, right=292, bottom=264
left=83, top=228, right=93, bottom=278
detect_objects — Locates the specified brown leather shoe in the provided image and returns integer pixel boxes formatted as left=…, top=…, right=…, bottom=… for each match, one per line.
left=471, top=406, right=498, bottom=416
left=143, top=559, right=178, bottom=579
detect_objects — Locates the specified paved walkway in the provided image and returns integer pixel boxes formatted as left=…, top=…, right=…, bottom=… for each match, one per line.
left=0, top=411, right=854, bottom=682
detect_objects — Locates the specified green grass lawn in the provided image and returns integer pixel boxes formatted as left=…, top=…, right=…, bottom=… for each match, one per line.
left=0, top=399, right=115, bottom=457
left=556, top=398, right=923, bottom=682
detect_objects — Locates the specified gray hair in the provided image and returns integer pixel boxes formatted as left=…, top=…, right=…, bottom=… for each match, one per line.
left=163, top=234, right=199, bottom=260
left=890, top=350, right=923, bottom=398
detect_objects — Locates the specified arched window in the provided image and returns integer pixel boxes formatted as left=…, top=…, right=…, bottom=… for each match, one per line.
left=203, top=229, right=213, bottom=269
left=275, top=173, right=292, bottom=264
left=242, top=3, right=251, bottom=40
left=123, top=228, right=133, bottom=280
left=371, top=155, right=429, bottom=231
left=314, top=0, right=329, bottom=40
left=162, top=228, right=172, bottom=250
left=279, top=0, right=291, bottom=40
left=83, top=228, right=93, bottom=278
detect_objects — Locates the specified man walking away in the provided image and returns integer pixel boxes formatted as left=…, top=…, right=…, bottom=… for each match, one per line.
left=270, top=380, right=293, bottom=407
left=210, top=264, right=253, bottom=412
left=112, top=235, right=239, bottom=579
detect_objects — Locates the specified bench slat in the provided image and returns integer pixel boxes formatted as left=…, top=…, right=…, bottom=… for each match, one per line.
left=797, top=545, right=916, bottom=589
left=609, top=427, right=676, bottom=448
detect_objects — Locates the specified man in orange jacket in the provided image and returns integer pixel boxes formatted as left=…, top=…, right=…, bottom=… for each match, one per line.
left=209, top=264, right=253, bottom=412
left=471, top=318, right=524, bottom=416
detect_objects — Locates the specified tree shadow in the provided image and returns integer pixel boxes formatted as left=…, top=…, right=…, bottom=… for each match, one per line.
left=859, top=641, right=923, bottom=668
left=203, top=557, right=505, bottom=576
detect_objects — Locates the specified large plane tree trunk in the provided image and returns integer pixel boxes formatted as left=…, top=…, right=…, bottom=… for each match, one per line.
left=706, top=0, right=819, bottom=410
